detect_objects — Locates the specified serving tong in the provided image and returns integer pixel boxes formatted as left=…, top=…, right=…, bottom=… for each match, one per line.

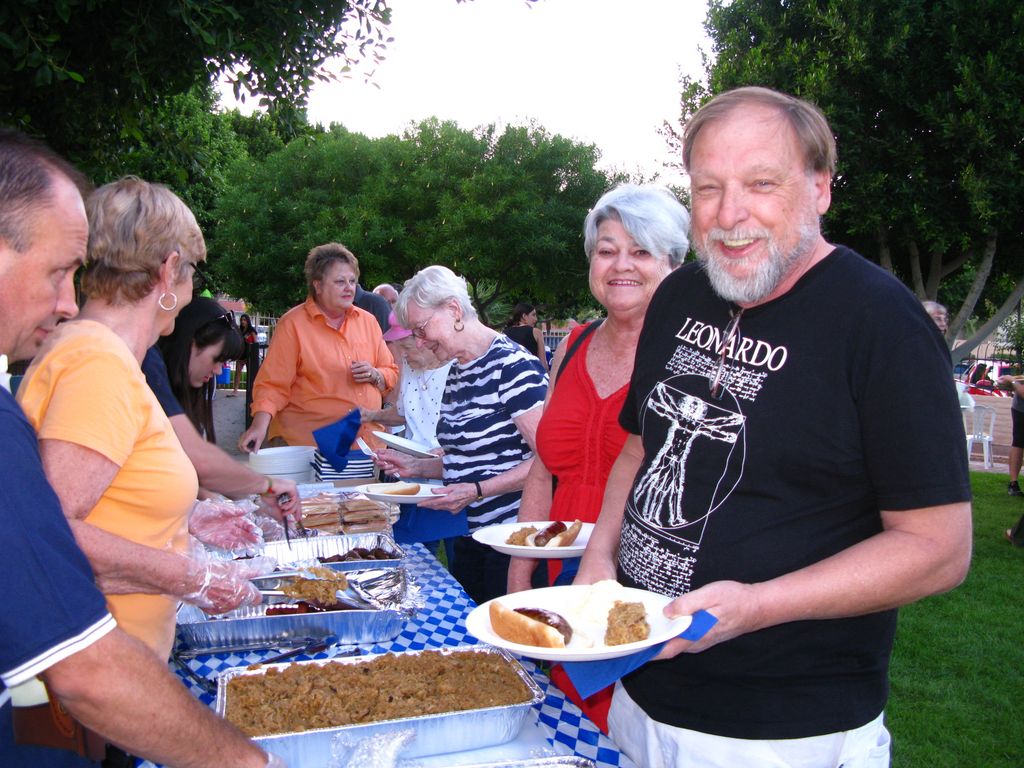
left=252, top=567, right=402, bottom=610
left=275, top=492, right=310, bottom=550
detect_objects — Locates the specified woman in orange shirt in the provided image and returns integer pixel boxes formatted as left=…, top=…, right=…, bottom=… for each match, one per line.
left=238, top=243, right=398, bottom=453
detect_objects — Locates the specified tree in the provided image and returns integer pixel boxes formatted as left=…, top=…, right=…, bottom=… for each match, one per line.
left=0, top=0, right=392, bottom=177
left=101, top=84, right=249, bottom=235
left=663, top=0, right=1024, bottom=359
left=211, top=119, right=617, bottom=321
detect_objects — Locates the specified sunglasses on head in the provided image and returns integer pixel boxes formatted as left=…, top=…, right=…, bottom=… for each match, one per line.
left=708, top=308, right=744, bottom=400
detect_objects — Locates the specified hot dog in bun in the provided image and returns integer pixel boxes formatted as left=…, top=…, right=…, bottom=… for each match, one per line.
left=489, top=600, right=573, bottom=648
left=526, top=519, right=583, bottom=548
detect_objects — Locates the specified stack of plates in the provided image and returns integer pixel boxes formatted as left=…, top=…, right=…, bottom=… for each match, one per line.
left=248, top=446, right=316, bottom=484
left=314, top=449, right=376, bottom=482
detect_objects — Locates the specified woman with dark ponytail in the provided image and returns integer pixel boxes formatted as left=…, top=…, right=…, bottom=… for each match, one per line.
left=158, top=297, right=243, bottom=442
left=504, top=302, right=548, bottom=371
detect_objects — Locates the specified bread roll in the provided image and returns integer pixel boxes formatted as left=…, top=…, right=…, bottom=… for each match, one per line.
left=548, top=519, right=583, bottom=547
left=364, top=481, right=421, bottom=496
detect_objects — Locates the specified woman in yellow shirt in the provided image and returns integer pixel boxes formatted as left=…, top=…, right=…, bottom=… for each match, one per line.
left=238, top=242, right=399, bottom=453
left=18, top=177, right=271, bottom=660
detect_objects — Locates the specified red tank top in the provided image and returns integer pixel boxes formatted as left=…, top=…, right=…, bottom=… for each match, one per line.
left=536, top=323, right=629, bottom=525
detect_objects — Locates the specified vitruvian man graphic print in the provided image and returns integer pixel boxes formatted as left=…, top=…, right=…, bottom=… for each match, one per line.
left=631, top=378, right=745, bottom=547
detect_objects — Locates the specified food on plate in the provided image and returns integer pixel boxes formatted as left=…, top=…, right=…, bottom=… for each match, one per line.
left=505, top=519, right=583, bottom=548
left=505, top=525, right=537, bottom=546
left=489, top=600, right=573, bottom=648
left=604, top=600, right=650, bottom=645
left=364, top=481, right=421, bottom=496
left=484, top=580, right=658, bottom=651
left=280, top=567, right=348, bottom=606
left=225, top=650, right=532, bottom=736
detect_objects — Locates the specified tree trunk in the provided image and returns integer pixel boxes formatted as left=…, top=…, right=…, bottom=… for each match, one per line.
left=949, top=231, right=1016, bottom=361
left=908, top=238, right=925, bottom=297
left=876, top=224, right=893, bottom=274
left=924, top=246, right=945, bottom=299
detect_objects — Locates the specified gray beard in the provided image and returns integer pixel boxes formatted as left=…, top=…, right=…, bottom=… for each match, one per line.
left=696, top=223, right=818, bottom=305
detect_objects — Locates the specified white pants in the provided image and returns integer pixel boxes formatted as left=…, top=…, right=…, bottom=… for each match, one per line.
left=608, top=682, right=891, bottom=768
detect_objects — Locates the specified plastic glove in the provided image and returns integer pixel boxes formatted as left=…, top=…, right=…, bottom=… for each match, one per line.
left=189, top=498, right=263, bottom=554
left=328, top=728, right=414, bottom=768
left=253, top=512, right=287, bottom=542
left=180, top=543, right=276, bottom=614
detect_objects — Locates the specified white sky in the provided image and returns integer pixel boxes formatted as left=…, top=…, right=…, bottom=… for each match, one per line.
left=226, top=0, right=713, bottom=184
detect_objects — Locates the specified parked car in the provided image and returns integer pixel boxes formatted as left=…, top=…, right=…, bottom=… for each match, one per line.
left=958, top=359, right=1018, bottom=397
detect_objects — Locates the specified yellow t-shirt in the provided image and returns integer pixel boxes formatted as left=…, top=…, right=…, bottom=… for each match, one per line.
left=18, top=320, right=198, bottom=660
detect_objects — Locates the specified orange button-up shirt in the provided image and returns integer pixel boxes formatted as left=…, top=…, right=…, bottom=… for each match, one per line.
left=251, top=298, right=398, bottom=448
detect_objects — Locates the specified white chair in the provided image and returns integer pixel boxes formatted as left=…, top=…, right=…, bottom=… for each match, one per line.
left=965, top=404, right=996, bottom=468
left=956, top=380, right=976, bottom=410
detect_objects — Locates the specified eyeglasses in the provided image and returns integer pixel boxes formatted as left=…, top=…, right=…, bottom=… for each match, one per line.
left=411, top=315, right=433, bottom=339
left=708, top=307, right=744, bottom=400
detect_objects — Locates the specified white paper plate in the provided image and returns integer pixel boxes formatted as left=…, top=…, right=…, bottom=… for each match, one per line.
left=471, top=521, right=593, bottom=559
left=354, top=481, right=446, bottom=504
left=465, top=584, right=691, bottom=662
left=372, top=431, right=436, bottom=458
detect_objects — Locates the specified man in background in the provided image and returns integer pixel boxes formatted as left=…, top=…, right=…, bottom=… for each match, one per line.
left=373, top=282, right=399, bottom=309
left=355, top=282, right=391, bottom=331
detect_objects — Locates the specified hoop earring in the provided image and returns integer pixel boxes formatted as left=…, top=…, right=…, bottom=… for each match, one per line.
left=158, top=292, right=178, bottom=312
left=454, top=317, right=465, bottom=332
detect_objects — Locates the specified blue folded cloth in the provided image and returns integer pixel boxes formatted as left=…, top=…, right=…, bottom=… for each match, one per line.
left=312, top=409, right=362, bottom=473
left=392, top=503, right=469, bottom=543
left=562, top=609, right=718, bottom=699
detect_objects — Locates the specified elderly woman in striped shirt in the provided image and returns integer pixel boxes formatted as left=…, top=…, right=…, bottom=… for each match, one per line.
left=374, top=265, right=548, bottom=604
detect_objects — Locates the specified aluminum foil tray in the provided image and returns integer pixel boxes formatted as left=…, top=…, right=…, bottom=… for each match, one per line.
left=176, top=567, right=410, bottom=652
left=215, top=646, right=543, bottom=763
left=258, top=532, right=405, bottom=572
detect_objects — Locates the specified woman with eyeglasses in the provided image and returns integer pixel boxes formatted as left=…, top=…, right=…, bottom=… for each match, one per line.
left=506, top=184, right=689, bottom=731
left=374, top=265, right=549, bottom=604
left=18, top=178, right=273, bottom=665
left=237, top=242, right=399, bottom=454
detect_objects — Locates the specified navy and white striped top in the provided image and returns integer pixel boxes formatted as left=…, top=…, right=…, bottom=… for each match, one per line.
left=437, top=334, right=548, bottom=530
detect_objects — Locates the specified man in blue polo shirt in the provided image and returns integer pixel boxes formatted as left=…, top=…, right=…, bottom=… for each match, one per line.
left=0, top=130, right=282, bottom=766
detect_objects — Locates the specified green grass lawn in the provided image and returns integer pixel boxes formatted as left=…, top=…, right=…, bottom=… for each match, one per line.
left=888, top=472, right=1023, bottom=767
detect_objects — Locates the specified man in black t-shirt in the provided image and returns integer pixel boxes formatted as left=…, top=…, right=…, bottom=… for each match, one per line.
left=577, top=88, right=972, bottom=767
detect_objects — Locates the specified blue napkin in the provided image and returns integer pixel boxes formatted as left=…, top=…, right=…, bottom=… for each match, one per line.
left=392, top=503, right=469, bottom=543
left=312, top=410, right=362, bottom=473
left=562, top=609, right=718, bottom=699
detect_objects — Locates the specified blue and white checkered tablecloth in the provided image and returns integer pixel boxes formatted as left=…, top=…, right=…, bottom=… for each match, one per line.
left=157, top=543, right=635, bottom=768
